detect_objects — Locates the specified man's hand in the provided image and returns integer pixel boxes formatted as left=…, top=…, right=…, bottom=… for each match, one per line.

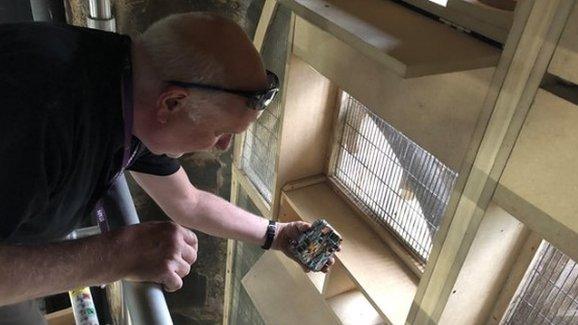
left=272, top=221, right=339, bottom=273
left=114, top=221, right=198, bottom=292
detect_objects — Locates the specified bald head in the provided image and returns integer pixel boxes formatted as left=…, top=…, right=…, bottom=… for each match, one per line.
left=139, top=12, right=267, bottom=92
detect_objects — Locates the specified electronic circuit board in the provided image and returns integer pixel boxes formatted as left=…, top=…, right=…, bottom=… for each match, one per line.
left=289, top=219, right=342, bottom=272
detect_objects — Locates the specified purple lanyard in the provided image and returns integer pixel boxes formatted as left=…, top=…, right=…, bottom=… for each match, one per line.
left=96, top=64, right=134, bottom=232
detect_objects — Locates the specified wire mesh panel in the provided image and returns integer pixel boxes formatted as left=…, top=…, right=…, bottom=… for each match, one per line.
left=241, top=6, right=291, bottom=203
left=503, top=241, right=578, bottom=325
left=331, top=93, right=457, bottom=263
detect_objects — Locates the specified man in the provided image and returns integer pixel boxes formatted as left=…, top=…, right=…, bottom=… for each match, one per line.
left=0, top=12, right=336, bottom=322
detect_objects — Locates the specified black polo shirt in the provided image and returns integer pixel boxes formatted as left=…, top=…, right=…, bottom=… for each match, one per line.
left=0, top=23, right=180, bottom=244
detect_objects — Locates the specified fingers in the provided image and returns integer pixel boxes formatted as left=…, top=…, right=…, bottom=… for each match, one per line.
left=162, top=272, right=183, bottom=292
left=174, top=257, right=191, bottom=278
left=181, top=243, right=198, bottom=265
left=321, top=256, right=336, bottom=273
left=181, top=227, right=198, bottom=247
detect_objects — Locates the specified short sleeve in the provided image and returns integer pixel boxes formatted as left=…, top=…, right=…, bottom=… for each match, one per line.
left=127, top=145, right=181, bottom=176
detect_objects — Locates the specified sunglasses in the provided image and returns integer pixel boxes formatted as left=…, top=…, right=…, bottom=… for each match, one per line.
left=166, top=70, right=280, bottom=111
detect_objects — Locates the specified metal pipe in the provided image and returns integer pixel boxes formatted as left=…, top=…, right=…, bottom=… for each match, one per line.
left=102, top=175, right=173, bottom=325
left=88, top=0, right=112, bottom=19
left=29, top=0, right=67, bottom=23
left=87, top=0, right=115, bottom=32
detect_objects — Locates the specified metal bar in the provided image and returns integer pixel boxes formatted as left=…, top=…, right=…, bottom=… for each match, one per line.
left=87, top=0, right=115, bottom=32
left=102, top=175, right=173, bottom=325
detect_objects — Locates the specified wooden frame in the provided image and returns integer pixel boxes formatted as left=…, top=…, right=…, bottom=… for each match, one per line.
left=226, top=0, right=578, bottom=324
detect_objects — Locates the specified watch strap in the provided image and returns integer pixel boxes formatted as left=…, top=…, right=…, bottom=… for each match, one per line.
left=261, top=220, right=277, bottom=250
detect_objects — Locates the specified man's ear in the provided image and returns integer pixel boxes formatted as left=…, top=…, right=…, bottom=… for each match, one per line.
left=156, top=86, right=189, bottom=124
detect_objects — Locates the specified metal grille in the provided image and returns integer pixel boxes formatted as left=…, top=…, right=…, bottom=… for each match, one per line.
left=241, top=6, right=291, bottom=204
left=332, top=93, right=457, bottom=263
left=504, top=241, right=578, bottom=324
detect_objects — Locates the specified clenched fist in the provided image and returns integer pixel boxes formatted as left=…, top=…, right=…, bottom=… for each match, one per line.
left=112, top=221, right=198, bottom=292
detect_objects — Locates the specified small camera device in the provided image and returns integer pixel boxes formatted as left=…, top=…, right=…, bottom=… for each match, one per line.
left=289, top=219, right=342, bottom=272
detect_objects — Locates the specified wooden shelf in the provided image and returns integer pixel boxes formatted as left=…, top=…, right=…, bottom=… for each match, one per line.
left=280, top=181, right=419, bottom=324
left=548, top=2, right=578, bottom=85
left=495, top=89, right=578, bottom=262
left=399, top=0, right=514, bottom=43
left=327, top=290, right=385, bottom=325
left=242, top=251, right=341, bottom=324
left=279, top=0, right=501, bottom=78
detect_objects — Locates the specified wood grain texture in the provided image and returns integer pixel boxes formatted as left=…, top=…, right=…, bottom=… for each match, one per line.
left=496, top=89, right=578, bottom=261
left=280, top=0, right=501, bottom=77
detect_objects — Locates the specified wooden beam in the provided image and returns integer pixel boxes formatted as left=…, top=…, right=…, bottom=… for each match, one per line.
left=487, top=231, right=542, bottom=324
left=409, top=0, right=577, bottom=323
left=279, top=0, right=501, bottom=78
left=548, top=1, right=578, bottom=85
left=253, top=0, right=278, bottom=51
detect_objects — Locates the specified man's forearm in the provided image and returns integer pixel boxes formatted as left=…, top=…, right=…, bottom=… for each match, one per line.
left=176, top=190, right=269, bottom=246
left=0, top=233, right=122, bottom=306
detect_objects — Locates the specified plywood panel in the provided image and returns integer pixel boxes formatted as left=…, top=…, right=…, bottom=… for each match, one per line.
left=548, top=2, right=578, bottom=85
left=242, top=251, right=340, bottom=325
left=293, top=17, right=494, bottom=171
left=283, top=182, right=419, bottom=324
left=497, top=89, right=578, bottom=261
left=280, top=0, right=500, bottom=77
left=438, top=203, right=529, bottom=325
left=327, top=290, right=385, bottom=325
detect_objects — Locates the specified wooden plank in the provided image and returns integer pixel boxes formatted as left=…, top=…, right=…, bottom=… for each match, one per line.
left=438, top=203, right=529, bottom=325
left=253, top=0, right=278, bottom=51
left=279, top=0, right=501, bottom=78
left=327, top=290, right=385, bottom=325
left=283, top=182, right=419, bottom=325
left=549, top=2, right=578, bottom=85
left=496, top=89, right=578, bottom=261
left=293, top=16, right=494, bottom=171
left=45, top=307, right=74, bottom=325
left=400, top=0, right=514, bottom=43
left=233, top=0, right=278, bottom=167
left=242, top=250, right=340, bottom=325
left=323, top=259, right=357, bottom=299
left=272, top=54, right=339, bottom=218
left=409, top=0, right=577, bottom=323
left=487, top=231, right=542, bottom=324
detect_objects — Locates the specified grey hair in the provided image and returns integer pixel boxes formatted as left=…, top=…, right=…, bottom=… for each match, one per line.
left=139, top=12, right=225, bottom=84
left=140, top=13, right=228, bottom=120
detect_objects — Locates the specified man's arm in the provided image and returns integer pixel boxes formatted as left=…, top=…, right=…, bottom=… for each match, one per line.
left=0, top=221, right=197, bottom=306
left=130, top=168, right=336, bottom=272
left=130, top=168, right=270, bottom=246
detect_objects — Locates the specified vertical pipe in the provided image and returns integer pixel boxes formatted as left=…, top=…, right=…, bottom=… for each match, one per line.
left=87, top=0, right=115, bottom=32
left=102, top=175, right=173, bottom=325
left=29, top=0, right=66, bottom=23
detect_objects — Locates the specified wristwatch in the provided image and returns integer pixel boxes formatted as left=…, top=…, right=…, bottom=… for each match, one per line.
left=261, top=220, right=277, bottom=250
